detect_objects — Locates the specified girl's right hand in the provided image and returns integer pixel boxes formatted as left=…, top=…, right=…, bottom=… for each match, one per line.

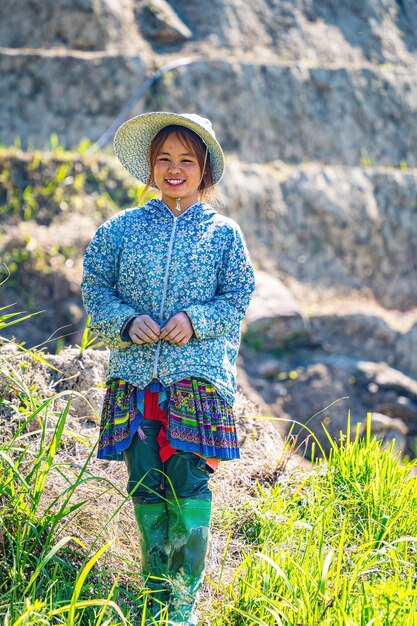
left=128, top=315, right=161, bottom=344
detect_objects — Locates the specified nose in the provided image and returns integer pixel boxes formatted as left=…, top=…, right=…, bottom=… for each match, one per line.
left=168, top=161, right=181, bottom=173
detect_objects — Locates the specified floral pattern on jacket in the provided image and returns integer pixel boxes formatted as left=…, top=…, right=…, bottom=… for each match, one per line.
left=81, top=199, right=255, bottom=406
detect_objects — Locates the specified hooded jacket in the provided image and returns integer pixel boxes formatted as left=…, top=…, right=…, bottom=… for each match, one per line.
left=81, top=199, right=255, bottom=406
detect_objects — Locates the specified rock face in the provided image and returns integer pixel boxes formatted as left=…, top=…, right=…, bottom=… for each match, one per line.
left=0, top=0, right=416, bottom=162
left=3, top=0, right=415, bottom=59
left=150, top=63, right=417, bottom=167
left=0, top=52, right=146, bottom=148
left=224, top=162, right=417, bottom=311
left=1, top=56, right=416, bottom=166
left=0, top=0, right=143, bottom=52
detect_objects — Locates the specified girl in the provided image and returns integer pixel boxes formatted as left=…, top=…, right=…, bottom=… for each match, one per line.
left=81, top=112, right=255, bottom=625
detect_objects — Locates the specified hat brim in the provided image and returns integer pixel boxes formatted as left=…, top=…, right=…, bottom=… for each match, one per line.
left=113, top=112, right=225, bottom=185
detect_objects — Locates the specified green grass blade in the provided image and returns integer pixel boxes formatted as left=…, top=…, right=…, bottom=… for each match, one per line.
left=24, top=535, right=87, bottom=593
left=67, top=541, right=111, bottom=625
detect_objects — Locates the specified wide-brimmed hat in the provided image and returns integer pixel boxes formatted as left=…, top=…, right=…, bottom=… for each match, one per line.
left=113, top=112, right=225, bottom=185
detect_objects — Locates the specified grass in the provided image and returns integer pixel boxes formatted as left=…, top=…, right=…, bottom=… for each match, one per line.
left=0, top=374, right=132, bottom=624
left=0, top=143, right=145, bottom=227
left=209, top=419, right=417, bottom=625
left=0, top=305, right=142, bottom=624
left=2, top=308, right=417, bottom=624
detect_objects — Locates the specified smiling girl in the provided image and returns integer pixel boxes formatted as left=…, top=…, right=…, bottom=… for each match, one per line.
left=81, top=112, right=255, bottom=625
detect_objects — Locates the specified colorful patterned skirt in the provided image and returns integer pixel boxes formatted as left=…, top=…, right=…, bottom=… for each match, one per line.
left=98, top=377, right=240, bottom=462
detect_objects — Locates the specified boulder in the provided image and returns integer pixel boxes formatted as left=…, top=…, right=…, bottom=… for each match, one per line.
left=355, top=361, right=417, bottom=425
left=245, top=270, right=310, bottom=351
left=359, top=412, right=408, bottom=454
left=267, top=360, right=359, bottom=457
left=395, top=323, right=417, bottom=380
left=136, top=0, right=193, bottom=43
left=0, top=344, right=109, bottom=423
left=46, top=348, right=109, bottom=421
left=309, top=313, right=399, bottom=365
left=356, top=361, right=417, bottom=396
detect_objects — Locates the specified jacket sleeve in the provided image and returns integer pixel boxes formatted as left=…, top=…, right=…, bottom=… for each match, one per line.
left=183, top=225, right=255, bottom=340
left=81, top=220, right=137, bottom=349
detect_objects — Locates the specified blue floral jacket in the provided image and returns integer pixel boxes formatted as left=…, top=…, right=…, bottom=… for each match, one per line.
left=81, top=199, right=255, bottom=406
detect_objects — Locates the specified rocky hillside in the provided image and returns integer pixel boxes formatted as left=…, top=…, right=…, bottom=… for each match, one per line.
left=1, top=0, right=416, bottom=457
left=1, top=0, right=416, bottom=163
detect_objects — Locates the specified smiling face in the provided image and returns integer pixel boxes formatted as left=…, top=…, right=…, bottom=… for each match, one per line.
left=152, top=131, right=204, bottom=212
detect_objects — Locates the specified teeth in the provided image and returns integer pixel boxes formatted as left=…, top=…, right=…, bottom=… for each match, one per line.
left=166, top=179, right=184, bottom=185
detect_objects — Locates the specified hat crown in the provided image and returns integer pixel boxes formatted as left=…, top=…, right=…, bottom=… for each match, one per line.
left=179, top=114, right=215, bottom=137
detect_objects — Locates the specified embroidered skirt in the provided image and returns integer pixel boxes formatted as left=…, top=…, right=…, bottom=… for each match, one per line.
left=98, top=377, right=240, bottom=462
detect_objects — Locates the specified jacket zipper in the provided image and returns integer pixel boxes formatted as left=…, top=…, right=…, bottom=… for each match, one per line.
left=152, top=214, right=178, bottom=379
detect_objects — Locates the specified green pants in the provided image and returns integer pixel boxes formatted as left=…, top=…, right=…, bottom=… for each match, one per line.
left=123, top=418, right=212, bottom=504
left=124, top=419, right=213, bottom=622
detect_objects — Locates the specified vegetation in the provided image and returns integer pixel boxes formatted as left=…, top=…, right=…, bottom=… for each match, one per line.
left=0, top=326, right=143, bottom=624
left=2, top=313, right=417, bottom=625
left=213, top=421, right=417, bottom=625
left=0, top=140, right=145, bottom=227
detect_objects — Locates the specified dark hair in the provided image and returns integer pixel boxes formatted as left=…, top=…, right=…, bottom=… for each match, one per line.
left=140, top=125, right=216, bottom=203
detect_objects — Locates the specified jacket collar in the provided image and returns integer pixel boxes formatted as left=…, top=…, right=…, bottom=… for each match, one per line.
left=147, top=198, right=216, bottom=221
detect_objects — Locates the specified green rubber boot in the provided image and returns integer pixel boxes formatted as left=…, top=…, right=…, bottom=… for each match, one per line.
left=133, top=502, right=170, bottom=620
left=167, top=498, right=212, bottom=625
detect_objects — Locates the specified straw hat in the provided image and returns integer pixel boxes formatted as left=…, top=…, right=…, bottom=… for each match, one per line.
left=113, top=112, right=225, bottom=185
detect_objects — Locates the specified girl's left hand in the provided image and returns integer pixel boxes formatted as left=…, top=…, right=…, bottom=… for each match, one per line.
left=160, top=311, right=194, bottom=346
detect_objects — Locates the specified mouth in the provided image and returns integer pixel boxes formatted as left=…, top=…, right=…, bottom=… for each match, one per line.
left=165, top=178, right=185, bottom=187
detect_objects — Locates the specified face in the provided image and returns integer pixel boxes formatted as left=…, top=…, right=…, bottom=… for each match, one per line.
left=152, top=133, right=202, bottom=210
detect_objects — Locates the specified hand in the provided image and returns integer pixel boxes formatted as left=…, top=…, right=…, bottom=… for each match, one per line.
left=128, top=315, right=161, bottom=344
left=159, top=312, right=194, bottom=346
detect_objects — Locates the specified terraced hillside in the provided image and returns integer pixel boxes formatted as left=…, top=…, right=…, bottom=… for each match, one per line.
left=1, top=0, right=417, bottom=453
